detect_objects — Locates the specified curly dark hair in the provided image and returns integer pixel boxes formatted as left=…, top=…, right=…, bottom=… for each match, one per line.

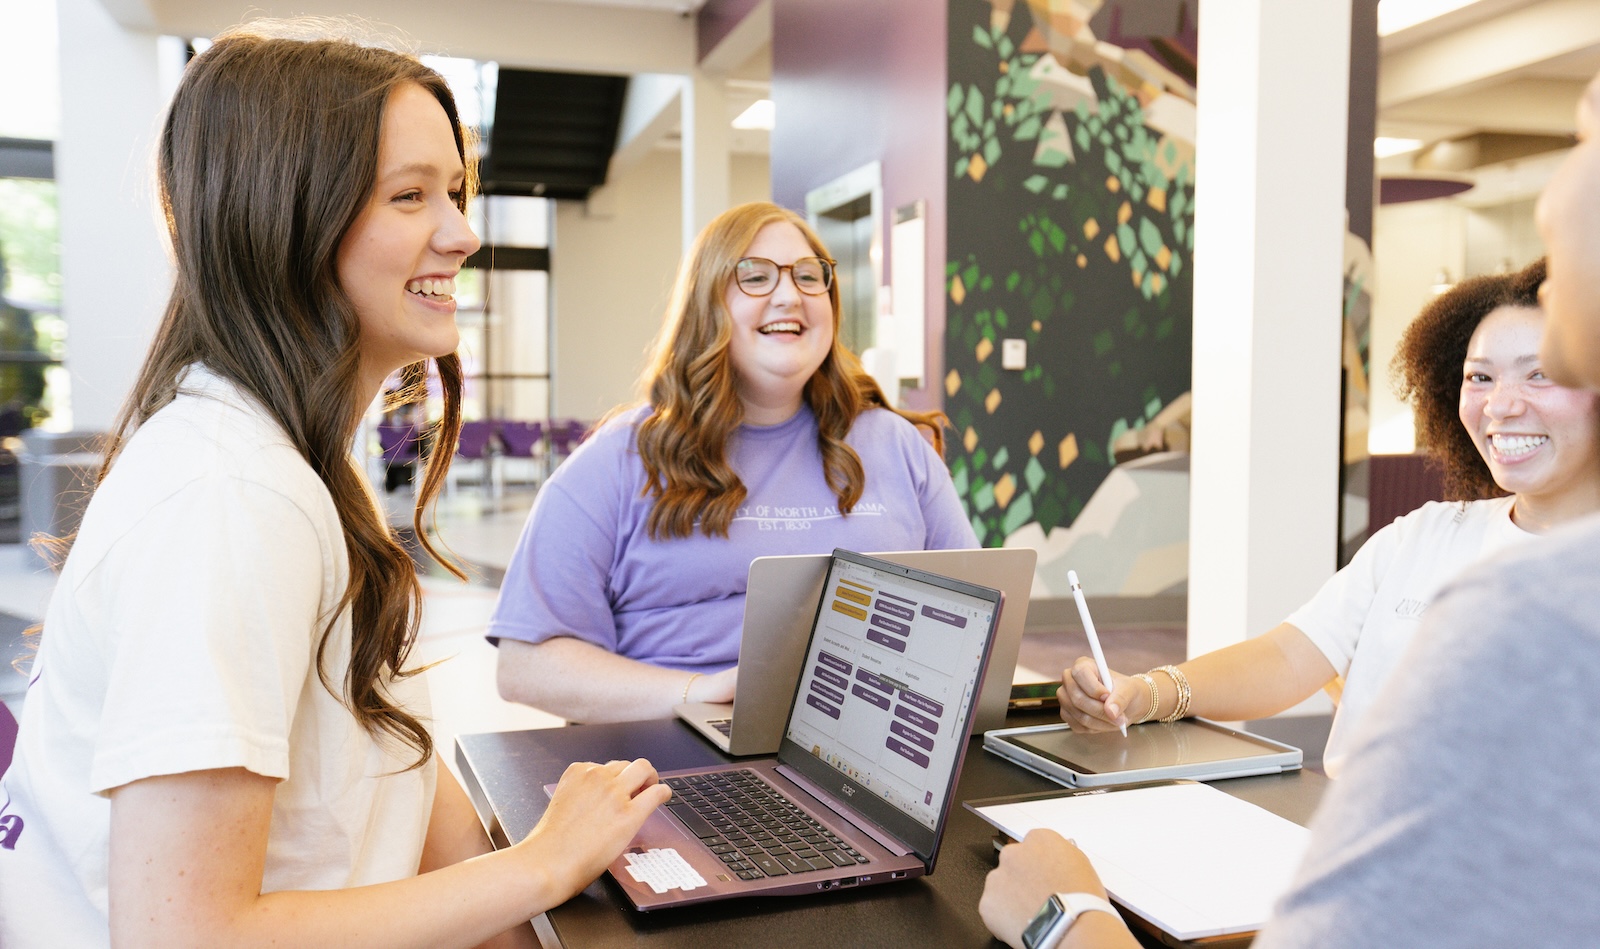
left=1391, top=258, right=1546, bottom=500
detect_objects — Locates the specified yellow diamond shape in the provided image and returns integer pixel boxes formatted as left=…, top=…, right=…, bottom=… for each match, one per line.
left=993, top=473, right=1016, bottom=510
left=1103, top=235, right=1120, bottom=263
left=951, top=274, right=966, bottom=305
left=1106, top=175, right=1120, bottom=194
left=1156, top=245, right=1172, bottom=271
left=1117, top=200, right=1132, bottom=225
left=1076, top=253, right=1087, bottom=269
left=968, top=153, right=988, bottom=182
left=945, top=368, right=961, bottom=397
left=1059, top=433, right=1079, bottom=469
left=1147, top=186, right=1167, bottom=213
left=1028, top=430, right=1044, bottom=456
left=976, top=337, right=993, bottom=362
left=985, top=388, right=1002, bottom=414
left=1083, top=218, right=1099, bottom=240
left=964, top=426, right=979, bottom=453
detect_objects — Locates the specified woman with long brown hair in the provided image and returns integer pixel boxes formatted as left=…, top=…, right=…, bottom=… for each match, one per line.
left=0, top=23, right=666, bottom=948
left=492, top=202, right=978, bottom=723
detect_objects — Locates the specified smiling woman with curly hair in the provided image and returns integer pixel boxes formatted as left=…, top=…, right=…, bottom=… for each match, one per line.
left=1056, top=256, right=1600, bottom=780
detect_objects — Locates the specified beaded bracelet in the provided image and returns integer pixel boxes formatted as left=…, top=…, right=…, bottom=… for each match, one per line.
left=1131, top=673, right=1161, bottom=725
left=1152, top=664, right=1192, bottom=723
left=682, top=672, right=702, bottom=704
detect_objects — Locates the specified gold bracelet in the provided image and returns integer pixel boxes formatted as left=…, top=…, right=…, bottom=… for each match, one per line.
left=1131, top=673, right=1161, bottom=725
left=1153, top=665, right=1191, bottom=722
left=682, top=672, right=702, bottom=704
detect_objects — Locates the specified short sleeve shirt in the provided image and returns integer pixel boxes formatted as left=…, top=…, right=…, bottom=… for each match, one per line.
left=487, top=404, right=979, bottom=670
left=0, top=366, right=433, bottom=948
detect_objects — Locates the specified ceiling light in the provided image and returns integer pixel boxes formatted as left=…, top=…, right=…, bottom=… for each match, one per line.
left=1377, top=0, right=1478, bottom=37
left=1374, top=137, right=1423, bottom=158
left=733, top=99, right=773, bottom=131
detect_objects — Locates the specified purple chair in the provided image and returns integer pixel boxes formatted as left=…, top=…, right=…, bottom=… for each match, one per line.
left=449, top=420, right=499, bottom=496
left=547, top=419, right=589, bottom=468
left=497, top=420, right=546, bottom=486
left=497, top=420, right=544, bottom=458
left=376, top=422, right=422, bottom=492
left=455, top=420, right=496, bottom=460
left=377, top=422, right=420, bottom=462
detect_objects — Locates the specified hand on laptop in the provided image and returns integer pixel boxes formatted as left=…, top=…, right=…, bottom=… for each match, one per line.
left=979, top=829, right=1136, bottom=949
left=515, top=757, right=672, bottom=908
left=1059, top=657, right=1138, bottom=732
left=688, top=666, right=739, bottom=704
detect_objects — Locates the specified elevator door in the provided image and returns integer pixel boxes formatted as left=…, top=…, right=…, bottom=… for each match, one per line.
left=811, top=195, right=878, bottom=357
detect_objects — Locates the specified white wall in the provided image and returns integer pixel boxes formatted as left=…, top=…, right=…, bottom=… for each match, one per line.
left=1368, top=199, right=1466, bottom=453
left=1368, top=192, right=1545, bottom=455
left=551, top=149, right=769, bottom=421
left=55, top=0, right=176, bottom=432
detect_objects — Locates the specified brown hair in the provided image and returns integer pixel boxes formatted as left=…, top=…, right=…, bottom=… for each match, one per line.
left=1391, top=258, right=1547, bottom=500
left=626, top=201, right=947, bottom=539
left=93, top=24, right=472, bottom=767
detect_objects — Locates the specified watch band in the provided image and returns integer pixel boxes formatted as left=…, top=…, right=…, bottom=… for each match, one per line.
left=1021, top=892, right=1121, bottom=949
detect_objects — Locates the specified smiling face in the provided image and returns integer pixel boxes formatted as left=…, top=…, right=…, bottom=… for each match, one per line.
left=337, top=82, right=480, bottom=398
left=723, top=221, right=836, bottom=425
left=1460, top=305, right=1600, bottom=528
left=1536, top=74, right=1600, bottom=391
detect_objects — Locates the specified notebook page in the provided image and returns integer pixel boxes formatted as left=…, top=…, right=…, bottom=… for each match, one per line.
left=974, top=782, right=1310, bottom=940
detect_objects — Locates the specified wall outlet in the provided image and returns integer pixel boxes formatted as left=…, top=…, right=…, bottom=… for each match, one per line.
left=1001, top=338, right=1027, bottom=370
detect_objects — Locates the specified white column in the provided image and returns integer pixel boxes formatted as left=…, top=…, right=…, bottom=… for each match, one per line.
left=680, top=69, right=730, bottom=254
left=1188, top=0, right=1352, bottom=657
left=56, top=0, right=173, bottom=432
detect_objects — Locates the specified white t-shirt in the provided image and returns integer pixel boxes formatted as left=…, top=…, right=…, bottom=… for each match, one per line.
left=1286, top=497, right=1532, bottom=777
left=0, top=366, right=434, bottom=947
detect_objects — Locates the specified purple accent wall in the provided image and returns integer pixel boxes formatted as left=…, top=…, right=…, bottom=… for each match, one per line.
left=698, top=0, right=765, bottom=62
left=769, top=0, right=948, bottom=411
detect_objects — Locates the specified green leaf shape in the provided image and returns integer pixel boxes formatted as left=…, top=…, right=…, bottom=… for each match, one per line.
left=1002, top=492, right=1035, bottom=536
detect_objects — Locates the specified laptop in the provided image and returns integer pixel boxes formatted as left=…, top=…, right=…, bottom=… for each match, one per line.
left=676, top=547, right=1036, bottom=756
left=597, top=548, right=1003, bottom=910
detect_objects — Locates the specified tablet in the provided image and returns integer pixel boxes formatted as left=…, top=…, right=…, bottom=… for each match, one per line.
left=983, top=719, right=1302, bottom=788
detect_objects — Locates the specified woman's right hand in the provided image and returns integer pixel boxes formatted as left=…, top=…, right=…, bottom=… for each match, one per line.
left=1058, top=657, right=1142, bottom=732
left=516, top=757, right=672, bottom=904
left=689, top=666, right=739, bottom=704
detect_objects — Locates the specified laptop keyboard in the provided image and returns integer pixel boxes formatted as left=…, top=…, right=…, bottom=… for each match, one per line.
left=709, top=719, right=733, bottom=737
left=663, top=770, right=871, bottom=881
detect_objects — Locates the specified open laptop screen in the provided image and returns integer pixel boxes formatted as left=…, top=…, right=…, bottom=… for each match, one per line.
left=778, top=549, right=1001, bottom=864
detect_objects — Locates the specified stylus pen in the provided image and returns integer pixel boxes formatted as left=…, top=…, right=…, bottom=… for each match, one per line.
left=1067, top=570, right=1126, bottom=736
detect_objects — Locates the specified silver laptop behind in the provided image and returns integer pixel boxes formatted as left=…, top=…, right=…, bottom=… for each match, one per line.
left=677, top=547, right=1035, bottom=756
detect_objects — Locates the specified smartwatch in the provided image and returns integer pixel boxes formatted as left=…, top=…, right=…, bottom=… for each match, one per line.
left=1020, top=892, right=1120, bottom=949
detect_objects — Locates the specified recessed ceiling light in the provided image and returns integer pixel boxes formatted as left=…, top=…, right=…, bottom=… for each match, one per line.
left=1377, top=0, right=1478, bottom=37
left=1374, top=137, right=1424, bottom=158
left=733, top=99, right=773, bottom=131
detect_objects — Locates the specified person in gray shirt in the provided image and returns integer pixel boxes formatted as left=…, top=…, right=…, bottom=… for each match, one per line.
left=979, top=64, right=1600, bottom=949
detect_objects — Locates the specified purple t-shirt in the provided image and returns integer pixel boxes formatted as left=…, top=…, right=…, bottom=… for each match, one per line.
left=487, top=404, right=979, bottom=671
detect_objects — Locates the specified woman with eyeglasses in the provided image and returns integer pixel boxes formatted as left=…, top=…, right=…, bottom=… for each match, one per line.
left=490, top=202, right=977, bottom=723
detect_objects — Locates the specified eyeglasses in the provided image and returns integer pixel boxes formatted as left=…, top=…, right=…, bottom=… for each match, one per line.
left=732, top=256, right=836, bottom=297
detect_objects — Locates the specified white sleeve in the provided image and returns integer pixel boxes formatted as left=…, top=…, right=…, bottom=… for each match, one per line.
left=1283, top=515, right=1408, bottom=675
left=85, top=475, right=331, bottom=794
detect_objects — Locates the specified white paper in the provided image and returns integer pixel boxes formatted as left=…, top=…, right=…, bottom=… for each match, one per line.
left=975, top=782, right=1310, bottom=940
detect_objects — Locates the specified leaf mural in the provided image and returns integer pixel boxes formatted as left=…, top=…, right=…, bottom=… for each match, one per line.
left=945, top=0, right=1195, bottom=547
